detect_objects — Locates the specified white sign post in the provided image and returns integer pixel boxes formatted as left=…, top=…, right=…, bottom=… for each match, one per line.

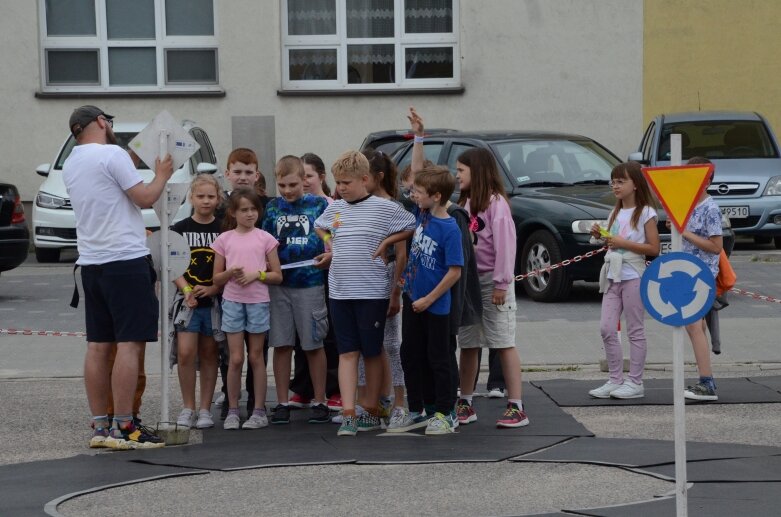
left=643, top=136, right=715, bottom=517
left=158, top=131, right=172, bottom=425
left=131, top=111, right=200, bottom=426
left=670, top=133, right=688, bottom=516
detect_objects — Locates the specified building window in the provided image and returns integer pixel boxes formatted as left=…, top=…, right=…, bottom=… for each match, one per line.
left=282, top=0, right=459, bottom=91
left=39, top=0, right=220, bottom=93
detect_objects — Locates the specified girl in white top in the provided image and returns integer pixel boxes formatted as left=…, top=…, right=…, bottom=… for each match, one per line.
left=589, top=162, right=659, bottom=400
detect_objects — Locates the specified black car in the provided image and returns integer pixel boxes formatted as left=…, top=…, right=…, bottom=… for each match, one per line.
left=360, top=128, right=458, bottom=156
left=387, top=131, right=622, bottom=302
left=0, top=182, right=30, bottom=275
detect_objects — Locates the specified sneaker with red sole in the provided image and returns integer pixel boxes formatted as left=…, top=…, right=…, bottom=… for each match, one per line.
left=455, top=399, right=477, bottom=424
left=289, top=393, right=312, bottom=409
left=496, top=403, right=529, bottom=428
left=326, top=394, right=343, bottom=411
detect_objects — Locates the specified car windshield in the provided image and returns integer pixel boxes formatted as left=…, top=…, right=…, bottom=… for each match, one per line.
left=54, top=132, right=148, bottom=169
left=658, top=121, right=778, bottom=160
left=492, top=139, right=618, bottom=187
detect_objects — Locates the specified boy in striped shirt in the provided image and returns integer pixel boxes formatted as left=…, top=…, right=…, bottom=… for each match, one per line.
left=315, top=151, right=416, bottom=436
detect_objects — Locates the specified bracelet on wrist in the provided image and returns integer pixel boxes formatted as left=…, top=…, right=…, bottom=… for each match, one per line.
left=413, top=135, right=425, bottom=144
left=258, top=270, right=267, bottom=282
left=182, top=285, right=193, bottom=294
left=322, top=233, right=332, bottom=242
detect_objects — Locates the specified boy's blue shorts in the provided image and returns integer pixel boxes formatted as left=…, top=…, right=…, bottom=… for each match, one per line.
left=329, top=298, right=388, bottom=358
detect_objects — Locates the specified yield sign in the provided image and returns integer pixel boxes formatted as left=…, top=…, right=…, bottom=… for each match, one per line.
left=642, top=164, right=714, bottom=233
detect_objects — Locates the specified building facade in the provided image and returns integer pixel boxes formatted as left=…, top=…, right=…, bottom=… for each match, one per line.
left=18, top=1, right=761, bottom=203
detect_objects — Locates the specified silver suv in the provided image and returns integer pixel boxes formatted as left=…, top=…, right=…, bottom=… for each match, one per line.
left=630, top=111, right=781, bottom=249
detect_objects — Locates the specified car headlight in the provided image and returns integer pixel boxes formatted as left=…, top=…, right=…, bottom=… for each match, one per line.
left=571, top=219, right=608, bottom=234
left=763, top=176, right=781, bottom=196
left=36, top=192, right=67, bottom=209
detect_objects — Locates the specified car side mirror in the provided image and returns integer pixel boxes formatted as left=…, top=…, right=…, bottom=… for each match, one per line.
left=196, top=162, right=218, bottom=174
left=627, top=152, right=647, bottom=164
left=36, top=163, right=51, bottom=177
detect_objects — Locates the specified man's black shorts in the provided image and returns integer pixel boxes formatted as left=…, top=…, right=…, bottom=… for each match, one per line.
left=81, top=256, right=159, bottom=343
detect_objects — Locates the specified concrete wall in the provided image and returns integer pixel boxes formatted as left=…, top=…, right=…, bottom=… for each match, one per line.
left=644, top=0, right=781, bottom=133
left=2, top=0, right=643, bottom=201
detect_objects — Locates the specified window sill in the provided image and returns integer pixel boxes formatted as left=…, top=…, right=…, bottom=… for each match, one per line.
left=35, top=89, right=226, bottom=99
left=277, top=87, right=465, bottom=97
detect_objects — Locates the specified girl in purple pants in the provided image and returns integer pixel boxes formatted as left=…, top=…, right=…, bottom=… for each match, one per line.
left=589, top=162, right=660, bottom=400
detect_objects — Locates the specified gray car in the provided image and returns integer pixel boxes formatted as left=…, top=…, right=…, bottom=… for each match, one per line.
left=630, top=111, right=781, bottom=248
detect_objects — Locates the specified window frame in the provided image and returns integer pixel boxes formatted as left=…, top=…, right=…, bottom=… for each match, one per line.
left=280, top=0, right=460, bottom=91
left=38, top=0, right=222, bottom=94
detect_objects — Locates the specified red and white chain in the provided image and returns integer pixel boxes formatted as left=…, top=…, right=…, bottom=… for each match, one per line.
left=514, top=246, right=607, bottom=281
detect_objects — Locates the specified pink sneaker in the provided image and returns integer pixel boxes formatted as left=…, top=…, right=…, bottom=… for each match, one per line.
left=456, top=399, right=477, bottom=424
left=496, top=403, right=529, bottom=428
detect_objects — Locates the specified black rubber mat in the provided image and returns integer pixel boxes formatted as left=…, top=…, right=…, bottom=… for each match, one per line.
left=132, top=431, right=355, bottom=470
left=531, top=377, right=781, bottom=406
left=447, top=386, right=593, bottom=438
left=642, top=455, right=781, bottom=482
left=749, top=375, right=781, bottom=394
left=0, top=454, right=205, bottom=517
left=329, top=434, right=570, bottom=464
left=567, top=482, right=781, bottom=516
left=135, top=385, right=587, bottom=469
left=511, top=437, right=781, bottom=467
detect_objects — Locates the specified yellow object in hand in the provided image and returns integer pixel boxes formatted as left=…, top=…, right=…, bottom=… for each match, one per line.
left=599, top=228, right=611, bottom=237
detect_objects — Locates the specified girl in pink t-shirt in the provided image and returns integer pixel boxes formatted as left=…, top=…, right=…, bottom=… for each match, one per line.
left=212, top=188, right=282, bottom=430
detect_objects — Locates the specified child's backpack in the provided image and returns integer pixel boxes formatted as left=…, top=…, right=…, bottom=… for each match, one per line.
left=716, top=249, right=736, bottom=297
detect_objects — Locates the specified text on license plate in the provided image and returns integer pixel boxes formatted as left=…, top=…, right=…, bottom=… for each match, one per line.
left=660, top=242, right=672, bottom=255
left=720, top=206, right=749, bottom=219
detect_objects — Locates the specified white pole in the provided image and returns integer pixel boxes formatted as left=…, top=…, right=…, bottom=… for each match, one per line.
left=670, top=133, right=688, bottom=516
left=159, top=131, right=170, bottom=424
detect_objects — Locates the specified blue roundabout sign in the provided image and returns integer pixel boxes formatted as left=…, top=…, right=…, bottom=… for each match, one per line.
left=640, top=252, right=716, bottom=327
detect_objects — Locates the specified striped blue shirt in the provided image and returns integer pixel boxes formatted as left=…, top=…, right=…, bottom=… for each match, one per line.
left=315, top=195, right=416, bottom=299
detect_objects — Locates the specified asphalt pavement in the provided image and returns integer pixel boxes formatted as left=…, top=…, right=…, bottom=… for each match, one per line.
left=1, top=238, right=780, bottom=516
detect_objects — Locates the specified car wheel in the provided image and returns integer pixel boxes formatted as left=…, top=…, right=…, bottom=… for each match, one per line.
left=520, top=230, right=572, bottom=302
left=775, top=236, right=781, bottom=250
left=754, top=236, right=772, bottom=245
left=35, top=247, right=60, bottom=263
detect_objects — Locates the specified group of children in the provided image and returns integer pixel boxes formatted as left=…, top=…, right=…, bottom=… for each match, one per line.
left=589, top=157, right=724, bottom=402
left=162, top=109, right=724, bottom=446
left=166, top=108, right=529, bottom=438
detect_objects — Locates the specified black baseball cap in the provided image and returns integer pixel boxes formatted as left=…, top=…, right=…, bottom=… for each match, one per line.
left=69, top=105, right=114, bottom=137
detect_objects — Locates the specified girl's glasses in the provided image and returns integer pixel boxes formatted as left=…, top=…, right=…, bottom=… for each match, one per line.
left=608, top=179, right=629, bottom=187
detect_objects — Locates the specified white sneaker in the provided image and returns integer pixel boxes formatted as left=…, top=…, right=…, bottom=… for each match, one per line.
left=588, top=381, right=623, bottom=399
left=176, top=408, right=194, bottom=427
left=242, top=411, right=268, bottom=429
left=195, top=409, right=214, bottom=429
left=487, top=388, right=506, bottom=398
left=223, top=413, right=240, bottom=430
left=610, top=381, right=645, bottom=399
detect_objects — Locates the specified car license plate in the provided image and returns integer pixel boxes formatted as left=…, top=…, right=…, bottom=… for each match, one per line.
left=721, top=206, right=749, bottom=219
left=660, top=242, right=672, bottom=255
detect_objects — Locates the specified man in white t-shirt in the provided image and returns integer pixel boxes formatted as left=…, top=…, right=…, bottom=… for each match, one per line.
left=63, top=105, right=173, bottom=450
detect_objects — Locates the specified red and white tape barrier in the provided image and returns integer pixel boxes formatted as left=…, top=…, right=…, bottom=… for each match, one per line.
left=3, top=247, right=778, bottom=337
